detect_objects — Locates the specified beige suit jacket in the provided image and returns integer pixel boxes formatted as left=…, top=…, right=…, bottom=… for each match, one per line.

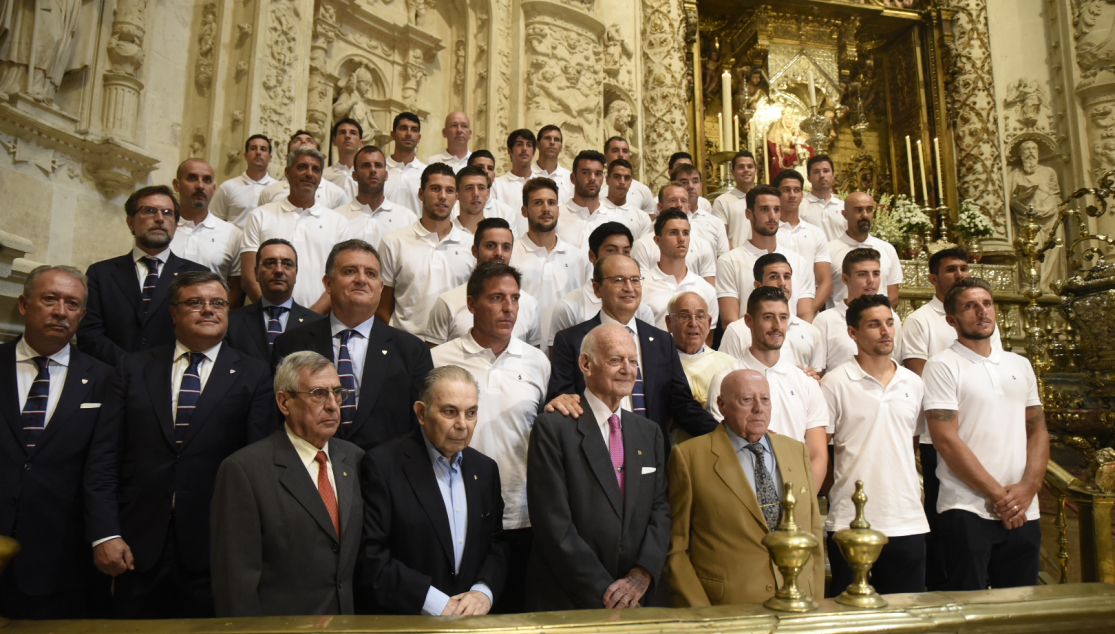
left=665, top=424, right=825, bottom=607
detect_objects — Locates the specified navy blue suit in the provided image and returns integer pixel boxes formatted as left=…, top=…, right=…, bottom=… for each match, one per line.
left=225, top=300, right=324, bottom=367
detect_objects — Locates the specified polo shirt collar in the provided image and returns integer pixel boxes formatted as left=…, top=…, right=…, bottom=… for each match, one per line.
left=844, top=356, right=906, bottom=386
left=730, top=188, right=747, bottom=199
left=279, top=197, right=323, bottom=216
left=741, top=241, right=773, bottom=257
left=838, top=233, right=874, bottom=248
left=533, top=163, right=564, bottom=177
left=928, top=296, right=945, bottom=314
left=329, top=312, right=374, bottom=339
left=387, top=155, right=423, bottom=170
left=502, top=171, right=528, bottom=183
left=414, top=221, right=468, bottom=244
left=742, top=346, right=795, bottom=375
left=805, top=192, right=834, bottom=205
left=523, top=234, right=567, bottom=253
left=462, top=330, right=523, bottom=358
left=242, top=172, right=276, bottom=186
left=15, top=337, right=70, bottom=367
left=563, top=200, right=596, bottom=218
left=952, top=340, right=1001, bottom=365
left=179, top=213, right=217, bottom=230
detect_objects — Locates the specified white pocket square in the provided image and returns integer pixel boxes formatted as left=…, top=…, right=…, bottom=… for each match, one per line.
left=641, top=466, right=656, bottom=474
left=80, top=403, right=101, bottom=409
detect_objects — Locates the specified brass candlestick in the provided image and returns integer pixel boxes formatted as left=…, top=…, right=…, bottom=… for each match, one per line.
left=0, top=536, right=19, bottom=626
left=832, top=481, right=889, bottom=609
left=762, top=482, right=820, bottom=613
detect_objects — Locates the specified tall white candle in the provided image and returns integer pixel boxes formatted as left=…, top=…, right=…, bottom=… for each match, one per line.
left=917, top=139, right=929, bottom=204
left=905, top=136, right=915, bottom=199
left=721, top=70, right=733, bottom=150
left=934, top=137, right=944, bottom=202
left=718, top=113, right=723, bottom=151
left=733, top=115, right=740, bottom=151
left=808, top=67, right=817, bottom=109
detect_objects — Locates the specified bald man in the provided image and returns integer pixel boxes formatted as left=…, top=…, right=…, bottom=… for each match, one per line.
left=171, top=159, right=244, bottom=305
left=425, top=111, right=473, bottom=173
left=827, top=192, right=902, bottom=308
left=665, top=369, right=824, bottom=607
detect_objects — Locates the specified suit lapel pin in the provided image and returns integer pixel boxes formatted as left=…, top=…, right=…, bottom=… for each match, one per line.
left=343, top=471, right=348, bottom=476
left=638, top=450, right=642, bottom=455
left=174, top=272, right=179, bottom=276
left=82, top=379, right=88, bottom=384
left=299, top=318, right=304, bottom=323
left=382, top=350, right=388, bottom=355
left=474, top=475, right=477, bottom=480
left=649, top=336, right=654, bottom=342
left=230, top=369, right=236, bottom=374
left=800, top=486, right=806, bottom=495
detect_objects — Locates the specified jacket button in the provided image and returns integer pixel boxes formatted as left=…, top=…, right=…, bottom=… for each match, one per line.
left=141, top=338, right=147, bottom=346
left=9, top=496, right=17, bottom=506
left=23, top=464, right=31, bottom=471
left=337, top=581, right=343, bottom=589
left=332, top=543, right=339, bottom=553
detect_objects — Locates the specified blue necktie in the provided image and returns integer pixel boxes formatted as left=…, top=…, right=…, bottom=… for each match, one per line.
left=266, top=305, right=287, bottom=348
left=141, top=257, right=160, bottom=313
left=627, top=327, right=646, bottom=416
left=175, top=352, right=204, bottom=447
left=21, top=356, right=49, bottom=451
left=337, top=330, right=358, bottom=424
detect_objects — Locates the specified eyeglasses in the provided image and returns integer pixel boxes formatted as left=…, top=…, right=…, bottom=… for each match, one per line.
left=135, top=206, right=176, bottom=219
left=601, top=275, right=644, bottom=287
left=173, top=298, right=230, bottom=311
left=259, top=258, right=297, bottom=270
left=291, top=387, right=353, bottom=404
left=672, top=311, right=708, bottom=323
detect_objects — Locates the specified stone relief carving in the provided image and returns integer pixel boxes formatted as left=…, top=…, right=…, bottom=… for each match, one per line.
left=259, top=0, right=300, bottom=160
left=0, top=0, right=83, bottom=104
left=332, top=64, right=384, bottom=143
left=1072, top=1, right=1115, bottom=177
left=493, top=0, right=512, bottom=151
left=604, top=97, right=638, bottom=165
left=641, top=0, right=690, bottom=189
left=1008, top=139, right=1064, bottom=290
left=195, top=3, right=218, bottom=95
left=105, top=3, right=147, bottom=78
left=603, top=24, right=634, bottom=92
left=454, top=39, right=466, bottom=95
left=405, top=0, right=432, bottom=26
left=306, top=1, right=337, bottom=146
left=102, top=0, right=151, bottom=141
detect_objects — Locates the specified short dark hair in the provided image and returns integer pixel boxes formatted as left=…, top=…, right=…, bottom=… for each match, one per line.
left=468, top=149, right=495, bottom=166
left=420, top=162, right=456, bottom=191
left=607, top=158, right=633, bottom=175
left=772, top=169, right=805, bottom=190
left=654, top=208, right=689, bottom=236
left=731, top=150, right=755, bottom=170
left=943, top=277, right=993, bottom=315
left=456, top=164, right=490, bottom=187
left=671, top=163, right=701, bottom=180
left=332, top=117, right=362, bottom=140
left=256, top=238, right=297, bottom=269
left=807, top=154, right=834, bottom=174
left=507, top=128, right=536, bottom=151
left=287, top=130, right=316, bottom=151
left=745, top=184, right=780, bottom=211
left=668, top=152, right=693, bottom=172
left=846, top=294, right=892, bottom=329
left=588, top=222, right=633, bottom=256
left=466, top=261, right=522, bottom=299
left=474, top=217, right=512, bottom=249
left=746, top=285, right=789, bottom=317
left=537, top=125, right=562, bottom=142
left=841, top=247, right=881, bottom=277
left=604, top=136, right=628, bottom=153
left=325, top=239, right=380, bottom=276
left=125, top=185, right=180, bottom=221
left=522, top=176, right=558, bottom=208
left=929, top=247, right=970, bottom=275
left=753, top=252, right=791, bottom=281
left=573, top=149, right=607, bottom=174
left=169, top=270, right=228, bottom=304
left=392, top=112, right=421, bottom=131
left=354, top=145, right=384, bottom=164
left=657, top=181, right=688, bottom=202
left=592, top=254, right=639, bottom=284
left=245, top=134, right=272, bottom=154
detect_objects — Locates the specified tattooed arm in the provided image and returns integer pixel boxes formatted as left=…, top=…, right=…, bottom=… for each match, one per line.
left=993, top=406, right=1050, bottom=528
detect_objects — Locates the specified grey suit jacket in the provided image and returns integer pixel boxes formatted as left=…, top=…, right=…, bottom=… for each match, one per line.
left=210, top=428, right=364, bottom=616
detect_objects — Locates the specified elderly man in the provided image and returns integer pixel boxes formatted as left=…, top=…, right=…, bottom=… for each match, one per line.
left=666, top=369, right=823, bottom=606
left=211, top=351, right=365, bottom=616
left=667, top=291, right=734, bottom=413
left=257, top=130, right=351, bottom=208
left=0, top=266, right=114, bottom=619
left=360, top=366, right=509, bottom=615
left=425, top=111, right=474, bottom=173
left=526, top=324, right=670, bottom=611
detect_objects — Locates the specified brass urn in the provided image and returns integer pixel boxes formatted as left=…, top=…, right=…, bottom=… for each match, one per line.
left=762, top=481, right=820, bottom=613
left=832, top=480, right=889, bottom=608
left=0, top=535, right=19, bottom=626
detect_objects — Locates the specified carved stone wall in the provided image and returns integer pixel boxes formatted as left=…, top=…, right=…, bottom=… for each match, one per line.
left=641, top=0, right=690, bottom=189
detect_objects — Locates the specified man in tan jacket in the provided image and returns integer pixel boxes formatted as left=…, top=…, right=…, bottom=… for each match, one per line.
left=665, top=369, right=824, bottom=606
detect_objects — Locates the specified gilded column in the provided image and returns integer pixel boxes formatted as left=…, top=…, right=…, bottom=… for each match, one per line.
left=101, top=0, right=152, bottom=141
left=642, top=0, right=690, bottom=190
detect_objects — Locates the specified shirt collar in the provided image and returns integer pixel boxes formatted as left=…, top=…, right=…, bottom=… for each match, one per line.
left=563, top=200, right=595, bottom=218
left=805, top=192, right=836, bottom=205
left=583, top=389, right=622, bottom=430
left=724, top=423, right=773, bottom=455
left=599, top=309, right=638, bottom=334
left=677, top=346, right=708, bottom=361
left=285, top=423, right=330, bottom=467
left=387, top=156, right=424, bottom=169
left=741, top=241, right=773, bottom=257
left=421, top=427, right=463, bottom=469
left=462, top=330, right=524, bottom=359
left=279, top=197, right=323, bottom=216
left=15, top=337, right=70, bottom=367
left=533, top=163, right=566, bottom=178
left=501, top=171, right=528, bottom=184
left=522, top=233, right=568, bottom=254
left=951, top=340, right=1001, bottom=365
left=413, top=220, right=468, bottom=244
left=730, top=188, right=747, bottom=199
left=132, top=246, right=171, bottom=264
left=179, top=213, right=217, bottom=230
left=260, top=296, right=294, bottom=310
left=173, top=339, right=222, bottom=364
left=844, top=356, right=907, bottom=386
left=838, top=233, right=873, bottom=247
left=928, top=296, right=945, bottom=314
left=742, top=346, right=794, bottom=374
left=329, top=312, right=374, bottom=340
left=330, top=162, right=353, bottom=173
left=242, top=172, right=276, bottom=186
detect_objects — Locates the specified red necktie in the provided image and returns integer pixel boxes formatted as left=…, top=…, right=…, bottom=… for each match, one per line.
left=608, top=414, right=625, bottom=497
left=314, top=451, right=340, bottom=539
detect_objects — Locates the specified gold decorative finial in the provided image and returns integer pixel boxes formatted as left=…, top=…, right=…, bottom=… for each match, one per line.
left=832, top=481, right=889, bottom=609
left=0, top=536, right=20, bottom=626
left=762, top=482, right=819, bottom=613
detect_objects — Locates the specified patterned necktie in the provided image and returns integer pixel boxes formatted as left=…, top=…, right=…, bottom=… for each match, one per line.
left=336, top=330, right=358, bottom=424
left=21, top=356, right=49, bottom=451
left=608, top=414, right=625, bottom=497
left=266, top=305, right=287, bottom=348
left=141, top=257, right=160, bottom=312
left=746, top=442, right=781, bottom=531
left=627, top=327, right=646, bottom=416
left=314, top=451, right=341, bottom=539
left=175, top=352, right=204, bottom=447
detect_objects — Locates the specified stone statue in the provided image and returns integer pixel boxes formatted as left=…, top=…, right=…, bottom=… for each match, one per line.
left=603, top=23, right=633, bottom=87
left=1008, top=139, right=1064, bottom=290
left=332, top=64, right=381, bottom=143
left=0, top=0, right=82, bottom=103
left=106, top=21, right=145, bottom=77
left=604, top=98, right=638, bottom=164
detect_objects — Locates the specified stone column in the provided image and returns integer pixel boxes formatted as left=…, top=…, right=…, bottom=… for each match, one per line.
left=641, top=0, right=690, bottom=190
left=101, top=0, right=153, bottom=141
left=305, top=2, right=338, bottom=147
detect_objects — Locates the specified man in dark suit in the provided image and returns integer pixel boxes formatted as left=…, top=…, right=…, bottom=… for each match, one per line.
left=84, top=271, right=277, bottom=618
left=526, top=324, right=671, bottom=611
left=211, top=351, right=364, bottom=616
left=273, top=239, right=433, bottom=450
left=0, top=266, right=114, bottom=620
left=547, top=254, right=718, bottom=452
left=360, top=365, right=508, bottom=615
left=226, top=238, right=324, bottom=365
left=77, top=185, right=209, bottom=366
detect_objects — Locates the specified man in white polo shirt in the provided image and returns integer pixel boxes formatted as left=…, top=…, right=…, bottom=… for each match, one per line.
left=451, top=165, right=520, bottom=235
left=557, top=151, right=648, bottom=252
left=491, top=129, right=536, bottom=207
left=630, top=182, right=716, bottom=283
left=667, top=152, right=714, bottom=216
left=705, top=287, right=829, bottom=490
left=210, top=134, right=277, bottom=228
left=376, top=162, right=476, bottom=338
left=256, top=131, right=351, bottom=210
left=672, top=163, right=730, bottom=257
left=923, top=277, right=1048, bottom=591
left=430, top=261, right=550, bottom=613
left=828, top=191, right=902, bottom=307
left=532, top=125, right=572, bottom=205
left=813, top=248, right=903, bottom=371
left=384, top=113, right=427, bottom=215
left=424, top=111, right=472, bottom=173
left=454, top=151, right=522, bottom=236
left=601, top=136, right=656, bottom=217
left=334, top=145, right=418, bottom=249
left=711, top=150, right=757, bottom=248
left=774, top=168, right=832, bottom=309
left=639, top=209, right=717, bottom=330
left=170, top=159, right=244, bottom=305
left=322, top=118, right=362, bottom=200
left=800, top=155, right=847, bottom=241
left=240, top=147, right=352, bottom=313
left=822, top=294, right=929, bottom=596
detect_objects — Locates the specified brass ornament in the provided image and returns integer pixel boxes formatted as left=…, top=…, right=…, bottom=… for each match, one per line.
left=832, top=481, right=889, bottom=609
left=0, top=535, right=20, bottom=626
left=762, top=482, right=819, bottom=613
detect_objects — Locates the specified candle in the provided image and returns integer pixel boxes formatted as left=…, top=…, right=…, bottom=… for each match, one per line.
left=905, top=136, right=915, bottom=199
left=917, top=139, right=929, bottom=204
left=721, top=70, right=733, bottom=150
left=733, top=115, right=740, bottom=151
left=808, top=67, right=817, bottom=109
left=718, top=113, right=723, bottom=151
left=934, top=137, right=944, bottom=202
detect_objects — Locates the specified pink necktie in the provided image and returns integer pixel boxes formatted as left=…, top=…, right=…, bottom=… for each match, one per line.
left=608, top=414, right=625, bottom=497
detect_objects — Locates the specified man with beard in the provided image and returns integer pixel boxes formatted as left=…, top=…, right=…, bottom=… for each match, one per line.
left=630, top=183, right=716, bottom=285
left=491, top=129, right=537, bottom=208
left=812, top=248, right=904, bottom=372
left=257, top=131, right=351, bottom=209
left=170, top=159, right=244, bottom=305
left=532, top=125, right=572, bottom=205
left=210, top=134, right=277, bottom=228
left=827, top=191, right=902, bottom=308
left=384, top=113, right=427, bottom=216
left=1008, top=140, right=1064, bottom=289
left=425, top=111, right=474, bottom=173
left=800, top=155, right=847, bottom=242
left=556, top=150, right=633, bottom=252
left=323, top=118, right=364, bottom=200
left=458, top=151, right=522, bottom=236
left=77, top=186, right=209, bottom=366
left=334, top=145, right=418, bottom=249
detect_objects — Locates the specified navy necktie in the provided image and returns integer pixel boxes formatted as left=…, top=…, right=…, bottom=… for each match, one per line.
left=627, top=327, right=646, bottom=416
left=175, top=352, right=204, bottom=447
left=21, top=356, right=50, bottom=451
left=337, top=330, right=358, bottom=424
left=141, top=257, right=160, bottom=312
left=266, top=305, right=287, bottom=348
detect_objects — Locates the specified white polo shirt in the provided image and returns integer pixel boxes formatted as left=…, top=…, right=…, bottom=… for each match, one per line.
left=718, top=315, right=824, bottom=371
left=240, top=199, right=352, bottom=308
left=379, top=221, right=476, bottom=338
left=257, top=178, right=351, bottom=209
left=210, top=171, right=277, bottom=228
left=556, top=199, right=652, bottom=253
left=711, top=188, right=751, bottom=248
left=813, top=300, right=904, bottom=371
left=548, top=281, right=655, bottom=347
left=431, top=332, right=551, bottom=530
left=705, top=348, right=828, bottom=442
left=715, top=242, right=815, bottom=318
left=822, top=359, right=930, bottom=536
left=922, top=343, right=1042, bottom=521
left=322, top=162, right=357, bottom=200
left=384, top=155, right=427, bottom=217
left=689, top=208, right=731, bottom=257
left=425, top=150, right=472, bottom=173
left=510, top=234, right=588, bottom=346
left=777, top=218, right=832, bottom=276
left=631, top=233, right=717, bottom=280
left=799, top=192, right=847, bottom=242
left=697, top=196, right=713, bottom=214
left=602, top=178, right=657, bottom=217
left=828, top=233, right=903, bottom=308
left=640, top=263, right=718, bottom=330
left=902, top=296, right=1003, bottom=363
left=425, top=282, right=542, bottom=347
left=451, top=196, right=524, bottom=238
left=334, top=198, right=419, bottom=249
left=532, top=163, right=573, bottom=205
left=170, top=213, right=243, bottom=279
left=490, top=172, right=528, bottom=209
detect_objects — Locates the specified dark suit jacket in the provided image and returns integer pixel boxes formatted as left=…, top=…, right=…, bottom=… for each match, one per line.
left=84, top=343, right=277, bottom=573
left=524, top=401, right=671, bottom=611
left=225, top=300, right=324, bottom=366
left=77, top=251, right=209, bottom=367
left=547, top=314, right=718, bottom=451
left=359, top=431, right=509, bottom=614
left=0, top=339, right=113, bottom=597
left=211, top=428, right=364, bottom=616
left=272, top=317, right=433, bottom=450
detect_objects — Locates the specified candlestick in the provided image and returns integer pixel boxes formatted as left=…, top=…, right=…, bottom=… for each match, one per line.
left=905, top=136, right=915, bottom=199
left=721, top=70, right=733, bottom=150
left=808, top=67, right=817, bottom=109
left=718, top=113, right=723, bottom=151
left=917, top=139, right=929, bottom=204
left=934, top=137, right=944, bottom=202
left=734, top=115, right=740, bottom=151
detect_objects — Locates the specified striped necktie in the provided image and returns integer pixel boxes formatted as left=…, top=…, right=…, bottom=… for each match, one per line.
left=175, top=352, right=205, bottom=447
left=266, top=305, right=287, bottom=348
left=141, top=257, right=160, bottom=312
left=21, top=356, right=50, bottom=451
left=627, top=327, right=646, bottom=416
left=746, top=442, right=781, bottom=531
left=337, top=330, right=358, bottom=424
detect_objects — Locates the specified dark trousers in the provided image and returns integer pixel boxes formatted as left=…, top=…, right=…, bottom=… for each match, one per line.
left=921, top=444, right=947, bottom=590
left=938, top=509, right=1041, bottom=591
left=492, top=527, right=533, bottom=614
left=826, top=533, right=927, bottom=597
left=112, top=523, right=213, bottom=619
left=0, top=566, right=110, bottom=620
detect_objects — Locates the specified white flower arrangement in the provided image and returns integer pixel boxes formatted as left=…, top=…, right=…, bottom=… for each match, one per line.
left=891, top=195, right=933, bottom=233
left=870, top=193, right=906, bottom=249
left=955, top=199, right=994, bottom=238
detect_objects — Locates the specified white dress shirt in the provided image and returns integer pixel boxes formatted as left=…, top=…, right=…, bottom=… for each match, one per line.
left=257, top=178, right=351, bottom=209
left=170, top=340, right=221, bottom=421
left=813, top=300, right=904, bottom=371
left=170, top=213, right=243, bottom=279
left=602, top=178, right=657, bottom=217
left=211, top=171, right=278, bottom=228
left=285, top=424, right=337, bottom=497
left=718, top=315, right=824, bottom=370
left=334, top=198, right=419, bottom=249
left=548, top=281, right=655, bottom=347
left=715, top=242, right=815, bottom=318
left=379, top=221, right=476, bottom=337
left=425, top=283, right=542, bottom=347
left=640, top=263, right=718, bottom=330
left=329, top=313, right=373, bottom=402
left=131, top=246, right=171, bottom=290
left=583, top=389, right=624, bottom=450
left=322, top=162, right=358, bottom=201
left=532, top=163, right=573, bottom=205
left=425, top=150, right=472, bottom=173
left=828, top=233, right=904, bottom=308
left=631, top=233, right=717, bottom=280
left=510, top=235, right=588, bottom=346
left=15, top=337, right=69, bottom=427
left=799, top=192, right=847, bottom=241
left=384, top=155, right=427, bottom=217
left=711, top=188, right=751, bottom=248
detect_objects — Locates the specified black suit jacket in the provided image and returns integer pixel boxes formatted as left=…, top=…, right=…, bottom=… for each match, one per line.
left=225, top=300, right=324, bottom=366
left=524, top=403, right=671, bottom=611
left=547, top=314, right=718, bottom=451
left=0, top=339, right=113, bottom=597
left=359, top=431, right=508, bottom=614
left=272, top=317, right=433, bottom=451
left=84, top=343, right=278, bottom=573
left=77, top=252, right=209, bottom=366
